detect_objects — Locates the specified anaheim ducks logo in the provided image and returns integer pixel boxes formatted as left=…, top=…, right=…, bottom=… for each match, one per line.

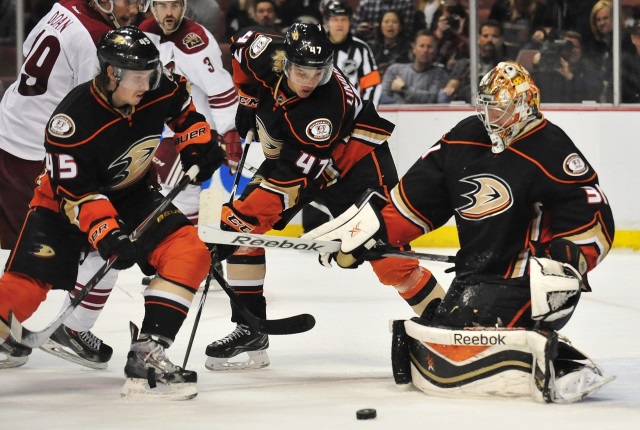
left=250, top=35, right=272, bottom=58
left=456, top=174, right=513, bottom=220
left=30, top=243, right=55, bottom=258
left=48, top=114, right=75, bottom=138
left=563, top=153, right=589, bottom=176
left=306, top=118, right=332, bottom=141
left=108, top=136, right=161, bottom=190
left=183, top=32, right=204, bottom=49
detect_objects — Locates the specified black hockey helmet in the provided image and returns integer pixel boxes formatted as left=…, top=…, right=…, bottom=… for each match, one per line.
left=323, top=0, right=353, bottom=19
left=97, top=26, right=162, bottom=90
left=284, top=23, right=334, bottom=86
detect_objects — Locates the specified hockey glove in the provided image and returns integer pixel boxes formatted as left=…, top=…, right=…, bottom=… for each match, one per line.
left=89, top=218, right=138, bottom=270
left=220, top=129, right=242, bottom=174
left=211, top=203, right=262, bottom=261
left=235, top=104, right=257, bottom=140
left=529, top=257, right=582, bottom=328
left=302, top=190, right=388, bottom=268
left=179, top=139, right=226, bottom=183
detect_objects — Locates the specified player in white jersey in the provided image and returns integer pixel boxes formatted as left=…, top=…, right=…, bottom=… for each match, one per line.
left=139, top=0, right=241, bottom=225
left=0, top=0, right=149, bottom=370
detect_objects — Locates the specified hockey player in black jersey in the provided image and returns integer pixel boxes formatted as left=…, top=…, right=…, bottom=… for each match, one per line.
left=305, top=61, right=616, bottom=403
left=204, top=23, right=445, bottom=370
left=0, top=27, right=225, bottom=399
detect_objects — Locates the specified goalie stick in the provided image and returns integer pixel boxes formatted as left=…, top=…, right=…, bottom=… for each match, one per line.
left=8, top=165, right=201, bottom=348
left=199, top=225, right=455, bottom=264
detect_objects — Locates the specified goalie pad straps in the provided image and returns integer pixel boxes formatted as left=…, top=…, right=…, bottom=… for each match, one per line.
left=529, top=257, right=582, bottom=326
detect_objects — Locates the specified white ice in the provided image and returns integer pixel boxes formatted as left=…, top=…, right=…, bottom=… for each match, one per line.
left=1, top=248, right=639, bottom=429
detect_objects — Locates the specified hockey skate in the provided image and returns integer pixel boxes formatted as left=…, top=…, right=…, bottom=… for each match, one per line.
left=0, top=336, right=32, bottom=369
left=39, top=325, right=113, bottom=369
left=121, top=323, right=197, bottom=401
left=552, top=361, right=616, bottom=404
left=205, top=324, right=269, bottom=371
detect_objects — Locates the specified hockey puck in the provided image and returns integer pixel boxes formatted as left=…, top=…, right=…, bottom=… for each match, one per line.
left=141, top=276, right=153, bottom=286
left=356, top=409, right=377, bottom=420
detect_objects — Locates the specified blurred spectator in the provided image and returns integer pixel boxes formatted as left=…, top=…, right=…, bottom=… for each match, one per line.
left=324, top=0, right=382, bottom=105
left=432, top=7, right=469, bottom=71
left=489, top=0, right=555, bottom=59
left=583, top=0, right=612, bottom=102
left=429, top=0, right=468, bottom=36
left=0, top=0, right=16, bottom=45
left=369, top=9, right=411, bottom=79
left=253, top=0, right=283, bottom=32
left=380, top=30, right=450, bottom=104
left=622, top=23, right=640, bottom=103
left=185, top=0, right=225, bottom=43
left=352, top=0, right=416, bottom=45
left=443, top=19, right=507, bottom=103
left=226, top=0, right=258, bottom=38
left=278, top=0, right=323, bottom=27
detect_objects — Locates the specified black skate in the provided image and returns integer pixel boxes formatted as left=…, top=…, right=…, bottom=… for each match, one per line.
left=40, top=325, right=113, bottom=369
left=205, top=324, right=269, bottom=371
left=121, top=322, right=197, bottom=400
left=0, top=336, right=32, bottom=369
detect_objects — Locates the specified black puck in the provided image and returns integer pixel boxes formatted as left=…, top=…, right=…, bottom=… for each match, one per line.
left=141, top=276, right=153, bottom=286
left=356, top=409, right=377, bottom=420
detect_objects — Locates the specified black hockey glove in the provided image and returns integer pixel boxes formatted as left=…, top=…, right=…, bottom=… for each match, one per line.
left=235, top=104, right=257, bottom=139
left=179, top=140, right=226, bottom=183
left=96, top=228, right=138, bottom=270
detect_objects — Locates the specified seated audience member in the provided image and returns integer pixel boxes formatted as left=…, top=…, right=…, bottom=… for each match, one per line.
left=443, top=19, right=507, bottom=103
left=353, top=0, right=417, bottom=45
left=583, top=0, right=613, bottom=102
left=380, top=30, right=450, bottom=104
left=226, top=0, right=258, bottom=38
left=253, top=0, right=284, bottom=33
left=277, top=0, right=323, bottom=26
left=622, top=23, right=640, bottom=103
left=432, top=8, right=469, bottom=72
left=369, top=10, right=412, bottom=80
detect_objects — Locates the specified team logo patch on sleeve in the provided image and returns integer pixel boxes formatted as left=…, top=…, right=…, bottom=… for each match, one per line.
left=563, top=153, right=589, bottom=176
left=306, top=119, right=332, bottom=141
left=48, top=114, right=75, bottom=138
left=250, top=35, right=272, bottom=58
left=183, top=32, right=204, bottom=49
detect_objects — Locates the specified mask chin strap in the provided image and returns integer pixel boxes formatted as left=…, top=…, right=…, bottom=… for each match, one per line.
left=94, top=0, right=122, bottom=28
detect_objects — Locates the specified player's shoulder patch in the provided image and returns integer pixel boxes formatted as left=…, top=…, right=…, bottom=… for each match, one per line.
left=182, top=32, right=205, bottom=50
left=306, top=118, right=332, bottom=141
left=48, top=114, right=75, bottom=138
left=563, top=153, right=589, bottom=176
left=249, top=34, right=273, bottom=59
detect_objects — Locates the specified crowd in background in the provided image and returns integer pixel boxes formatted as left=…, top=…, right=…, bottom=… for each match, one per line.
left=3, top=0, right=640, bottom=104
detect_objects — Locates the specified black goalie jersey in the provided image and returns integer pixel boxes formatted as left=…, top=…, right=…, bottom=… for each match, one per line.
left=382, top=116, right=615, bottom=279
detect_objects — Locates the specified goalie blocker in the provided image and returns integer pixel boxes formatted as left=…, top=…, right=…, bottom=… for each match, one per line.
left=391, top=319, right=614, bottom=404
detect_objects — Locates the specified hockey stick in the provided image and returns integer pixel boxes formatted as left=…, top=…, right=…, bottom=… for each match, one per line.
left=182, top=134, right=254, bottom=366
left=199, top=225, right=455, bottom=263
left=9, top=165, right=201, bottom=348
left=209, top=262, right=315, bottom=335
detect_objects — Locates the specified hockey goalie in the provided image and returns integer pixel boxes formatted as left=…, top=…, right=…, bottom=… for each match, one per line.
left=303, top=61, right=616, bottom=403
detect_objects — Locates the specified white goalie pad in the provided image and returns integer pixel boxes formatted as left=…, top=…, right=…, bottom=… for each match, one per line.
left=529, top=257, right=582, bottom=322
left=391, top=319, right=614, bottom=404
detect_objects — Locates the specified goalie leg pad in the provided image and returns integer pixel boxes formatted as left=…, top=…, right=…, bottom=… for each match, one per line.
left=393, top=319, right=614, bottom=403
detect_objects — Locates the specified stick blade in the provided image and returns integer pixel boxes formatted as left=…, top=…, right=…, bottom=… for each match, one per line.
left=257, top=313, right=316, bottom=335
left=198, top=188, right=223, bottom=239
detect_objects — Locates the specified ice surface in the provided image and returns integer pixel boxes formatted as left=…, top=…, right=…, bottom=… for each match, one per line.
left=1, top=248, right=639, bottom=429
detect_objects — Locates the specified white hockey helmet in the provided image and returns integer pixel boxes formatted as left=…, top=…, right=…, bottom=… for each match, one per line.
left=91, top=0, right=151, bottom=28
left=151, top=0, right=188, bottom=34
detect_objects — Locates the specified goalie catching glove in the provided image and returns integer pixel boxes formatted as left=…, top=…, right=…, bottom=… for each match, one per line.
left=529, top=257, right=582, bottom=326
left=301, top=190, right=389, bottom=268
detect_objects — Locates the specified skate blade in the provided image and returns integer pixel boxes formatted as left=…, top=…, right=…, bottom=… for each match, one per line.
left=121, top=377, right=197, bottom=401
left=205, top=350, right=270, bottom=371
left=39, top=339, right=107, bottom=370
left=0, top=353, right=29, bottom=369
